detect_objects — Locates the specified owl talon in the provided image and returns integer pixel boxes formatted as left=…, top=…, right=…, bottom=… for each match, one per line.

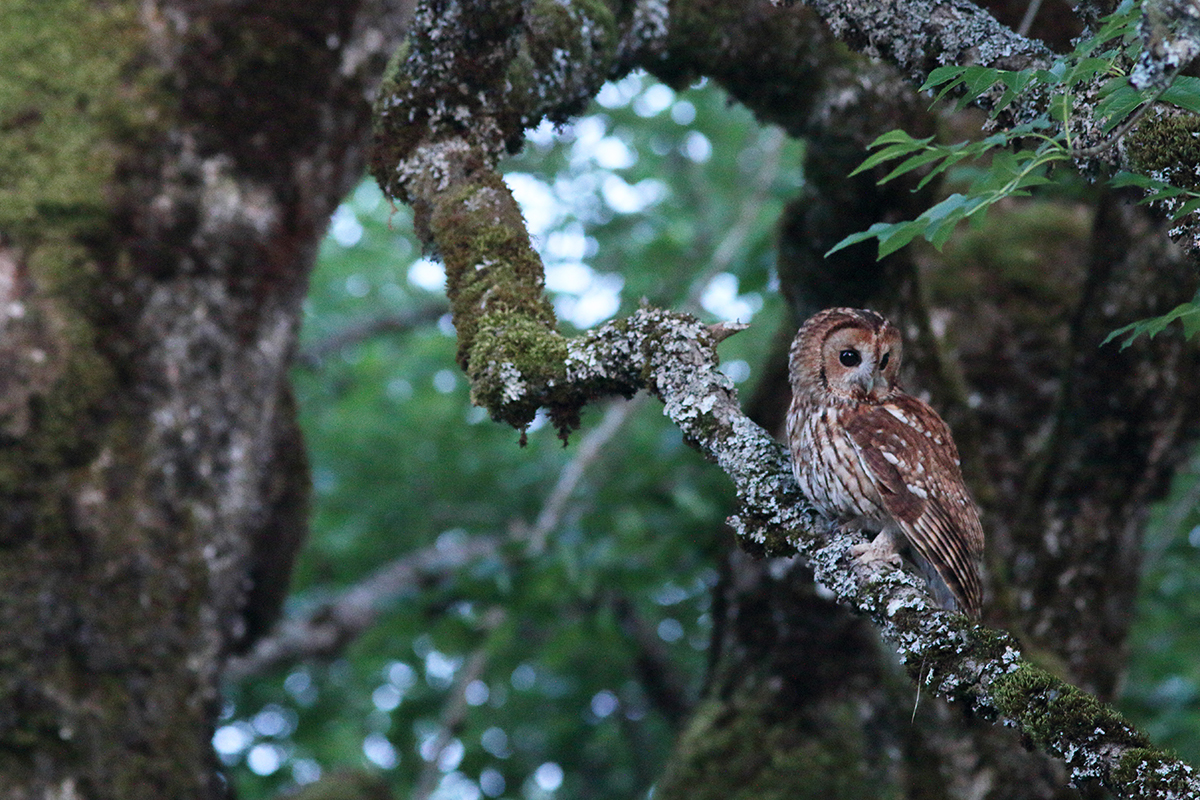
left=851, top=535, right=902, bottom=569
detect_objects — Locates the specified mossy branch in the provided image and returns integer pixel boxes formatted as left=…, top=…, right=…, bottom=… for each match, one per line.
left=371, top=0, right=666, bottom=431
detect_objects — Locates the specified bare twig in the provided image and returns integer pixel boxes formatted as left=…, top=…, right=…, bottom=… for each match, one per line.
left=1016, top=0, right=1044, bottom=37
left=526, top=394, right=648, bottom=555
left=685, top=126, right=786, bottom=312
left=227, top=394, right=646, bottom=677
left=223, top=536, right=500, bottom=681
left=412, top=608, right=505, bottom=800
left=612, top=596, right=693, bottom=728
left=297, top=303, right=447, bottom=369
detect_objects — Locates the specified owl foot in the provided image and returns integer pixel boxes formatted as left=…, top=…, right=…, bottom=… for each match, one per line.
left=850, top=529, right=903, bottom=569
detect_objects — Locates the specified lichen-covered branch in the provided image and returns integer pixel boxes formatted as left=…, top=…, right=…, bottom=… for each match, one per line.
left=787, top=0, right=1052, bottom=78
left=535, top=306, right=1200, bottom=796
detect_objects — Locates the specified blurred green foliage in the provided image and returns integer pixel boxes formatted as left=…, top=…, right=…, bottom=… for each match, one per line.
left=221, top=72, right=804, bottom=800
left=1121, top=454, right=1200, bottom=764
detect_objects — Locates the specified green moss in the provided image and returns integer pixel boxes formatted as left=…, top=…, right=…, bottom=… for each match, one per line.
left=935, top=201, right=1090, bottom=302
left=431, top=173, right=559, bottom=373
left=1111, top=747, right=1192, bottom=795
left=991, top=663, right=1148, bottom=753
left=467, top=313, right=568, bottom=426
left=0, top=0, right=152, bottom=487
left=378, top=40, right=411, bottom=100
left=657, top=692, right=898, bottom=800
left=0, top=0, right=157, bottom=243
left=1126, top=113, right=1200, bottom=189
left=527, top=0, right=618, bottom=68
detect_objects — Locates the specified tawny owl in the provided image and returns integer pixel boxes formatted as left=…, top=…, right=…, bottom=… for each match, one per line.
left=786, top=307, right=984, bottom=618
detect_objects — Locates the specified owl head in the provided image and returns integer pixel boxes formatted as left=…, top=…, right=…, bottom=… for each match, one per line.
left=790, top=308, right=902, bottom=404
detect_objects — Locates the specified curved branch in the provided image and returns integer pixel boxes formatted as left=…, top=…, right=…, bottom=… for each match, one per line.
left=296, top=303, right=447, bottom=369
left=223, top=536, right=500, bottom=681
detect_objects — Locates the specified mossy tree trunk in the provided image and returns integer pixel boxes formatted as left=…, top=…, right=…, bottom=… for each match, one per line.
left=0, top=1, right=409, bottom=796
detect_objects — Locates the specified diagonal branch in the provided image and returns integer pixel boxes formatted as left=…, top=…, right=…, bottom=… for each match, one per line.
left=412, top=608, right=505, bottom=800
left=520, top=306, right=1200, bottom=797
left=296, top=303, right=447, bottom=369
left=226, top=396, right=648, bottom=679
left=223, top=535, right=501, bottom=681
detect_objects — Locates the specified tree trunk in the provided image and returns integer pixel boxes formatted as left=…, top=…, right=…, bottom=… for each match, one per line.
left=0, top=1, right=408, bottom=796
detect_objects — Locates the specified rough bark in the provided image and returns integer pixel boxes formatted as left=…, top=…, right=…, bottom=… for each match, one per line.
left=0, top=0, right=410, bottom=796
left=371, top=1, right=1200, bottom=798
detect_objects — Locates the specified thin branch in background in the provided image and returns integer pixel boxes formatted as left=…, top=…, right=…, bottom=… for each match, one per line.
left=525, top=394, right=648, bottom=555
left=412, top=608, right=505, bottom=800
left=296, top=302, right=447, bottom=369
left=685, top=126, right=787, bottom=311
left=227, top=396, right=646, bottom=677
left=223, top=535, right=500, bottom=681
left=1017, top=0, right=1044, bottom=37
left=612, top=596, right=692, bottom=728
left=1141, top=451, right=1200, bottom=575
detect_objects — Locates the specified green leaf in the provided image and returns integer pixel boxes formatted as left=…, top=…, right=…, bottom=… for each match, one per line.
left=1109, top=170, right=1162, bottom=190
left=1090, top=0, right=1139, bottom=47
left=825, top=222, right=897, bottom=257
left=1171, top=196, right=1200, bottom=220
left=1162, top=76, right=1200, bottom=113
left=921, top=193, right=971, bottom=249
left=1067, top=57, right=1113, bottom=85
left=920, top=65, right=969, bottom=92
left=878, top=146, right=961, bottom=185
left=1140, top=185, right=1189, bottom=204
left=959, top=67, right=1002, bottom=107
left=867, top=129, right=935, bottom=147
left=1102, top=302, right=1200, bottom=349
left=995, top=69, right=1035, bottom=113
left=915, top=149, right=973, bottom=190
left=849, top=134, right=935, bottom=177
left=876, top=220, right=925, bottom=258
left=1096, top=80, right=1144, bottom=133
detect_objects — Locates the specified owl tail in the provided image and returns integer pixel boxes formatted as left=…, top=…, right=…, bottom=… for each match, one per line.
left=906, top=545, right=980, bottom=619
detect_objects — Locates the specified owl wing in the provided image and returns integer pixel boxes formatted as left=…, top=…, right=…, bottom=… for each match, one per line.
left=841, top=394, right=984, bottom=617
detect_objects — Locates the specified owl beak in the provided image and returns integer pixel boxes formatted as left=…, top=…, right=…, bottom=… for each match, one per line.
left=851, top=371, right=876, bottom=398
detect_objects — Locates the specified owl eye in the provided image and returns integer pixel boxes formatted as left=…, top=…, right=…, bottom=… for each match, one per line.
left=839, top=349, right=861, bottom=367
left=880, top=352, right=891, bottom=369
